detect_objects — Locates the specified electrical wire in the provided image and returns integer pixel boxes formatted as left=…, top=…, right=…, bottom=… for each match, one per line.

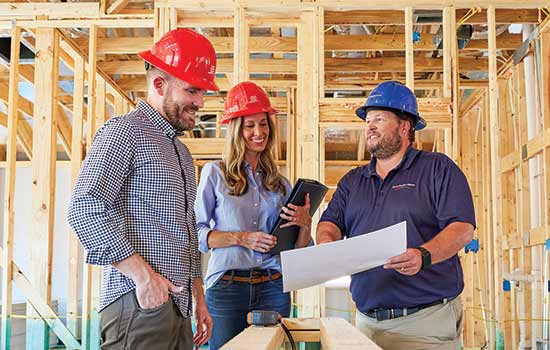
left=278, top=321, right=297, bottom=350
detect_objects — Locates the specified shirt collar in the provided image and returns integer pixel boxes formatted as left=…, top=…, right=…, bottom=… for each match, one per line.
left=137, top=100, right=178, bottom=139
left=364, top=146, right=420, bottom=178
left=243, top=160, right=263, bottom=175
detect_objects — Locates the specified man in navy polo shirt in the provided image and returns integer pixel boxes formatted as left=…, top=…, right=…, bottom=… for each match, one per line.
left=317, top=81, right=475, bottom=350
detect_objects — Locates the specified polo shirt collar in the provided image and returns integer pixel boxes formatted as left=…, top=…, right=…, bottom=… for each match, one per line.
left=364, top=146, right=421, bottom=178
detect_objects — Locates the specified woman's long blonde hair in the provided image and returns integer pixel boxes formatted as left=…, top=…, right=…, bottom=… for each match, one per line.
left=221, top=114, right=286, bottom=196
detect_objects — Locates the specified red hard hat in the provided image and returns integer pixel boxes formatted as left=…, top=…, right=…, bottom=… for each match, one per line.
left=138, top=28, right=219, bottom=91
left=221, top=81, right=277, bottom=124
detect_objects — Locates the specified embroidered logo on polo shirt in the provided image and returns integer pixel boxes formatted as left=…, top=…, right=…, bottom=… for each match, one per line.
left=391, top=183, right=416, bottom=191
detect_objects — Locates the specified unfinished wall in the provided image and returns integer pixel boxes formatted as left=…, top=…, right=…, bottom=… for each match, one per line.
left=0, top=2, right=550, bottom=350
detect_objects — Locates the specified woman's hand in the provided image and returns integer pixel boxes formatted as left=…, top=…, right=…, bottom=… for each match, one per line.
left=238, top=231, right=277, bottom=253
left=279, top=193, right=312, bottom=229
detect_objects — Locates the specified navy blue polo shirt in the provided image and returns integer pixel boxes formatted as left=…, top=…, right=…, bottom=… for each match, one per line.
left=320, top=147, right=475, bottom=312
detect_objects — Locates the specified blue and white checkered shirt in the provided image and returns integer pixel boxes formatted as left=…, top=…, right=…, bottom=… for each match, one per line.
left=68, top=100, right=201, bottom=316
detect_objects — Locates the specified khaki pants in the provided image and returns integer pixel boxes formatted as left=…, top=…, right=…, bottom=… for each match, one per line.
left=99, top=291, right=193, bottom=350
left=355, top=297, right=463, bottom=350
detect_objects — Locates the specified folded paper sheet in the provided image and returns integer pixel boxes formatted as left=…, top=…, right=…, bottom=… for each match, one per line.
left=281, top=221, right=407, bottom=292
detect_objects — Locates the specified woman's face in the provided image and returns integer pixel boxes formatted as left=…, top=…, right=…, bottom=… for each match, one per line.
left=241, top=113, right=270, bottom=155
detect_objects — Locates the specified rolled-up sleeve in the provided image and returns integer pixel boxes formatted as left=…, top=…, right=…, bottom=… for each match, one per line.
left=195, top=163, right=218, bottom=253
left=319, top=172, right=351, bottom=237
left=67, top=117, right=137, bottom=265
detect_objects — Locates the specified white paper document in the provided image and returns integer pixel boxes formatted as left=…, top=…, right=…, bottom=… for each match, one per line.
left=281, top=221, right=407, bottom=292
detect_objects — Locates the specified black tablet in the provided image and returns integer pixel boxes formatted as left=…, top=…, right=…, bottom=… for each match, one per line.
left=269, top=178, right=328, bottom=254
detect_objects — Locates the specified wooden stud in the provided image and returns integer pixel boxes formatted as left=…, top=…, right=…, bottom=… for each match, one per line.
left=27, top=27, right=59, bottom=350
left=405, top=7, right=414, bottom=90
left=296, top=8, right=322, bottom=319
left=234, top=3, right=249, bottom=84
left=87, top=25, right=98, bottom=149
left=1, top=24, right=21, bottom=350
left=66, top=55, right=86, bottom=350
left=96, top=77, right=107, bottom=127
left=106, top=0, right=130, bottom=15
left=487, top=6, right=504, bottom=349
left=0, top=248, right=80, bottom=349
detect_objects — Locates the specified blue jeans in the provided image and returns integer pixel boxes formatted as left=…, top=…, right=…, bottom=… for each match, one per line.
left=205, top=276, right=290, bottom=350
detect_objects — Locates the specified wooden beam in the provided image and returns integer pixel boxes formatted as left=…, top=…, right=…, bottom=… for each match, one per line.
left=404, top=7, right=414, bottom=90
left=324, top=9, right=542, bottom=25
left=325, top=78, right=488, bottom=91
left=87, top=25, right=98, bottom=148
left=234, top=4, right=249, bottom=83
left=1, top=25, right=20, bottom=350
left=0, top=82, right=35, bottom=117
left=0, top=3, right=99, bottom=18
left=154, top=0, right=550, bottom=10
left=27, top=27, right=58, bottom=350
left=57, top=30, right=134, bottom=107
left=56, top=104, right=73, bottom=157
left=106, top=0, right=130, bottom=14
left=66, top=55, right=85, bottom=350
left=102, top=57, right=496, bottom=75
left=320, top=318, right=382, bottom=350
left=319, top=97, right=452, bottom=128
left=179, top=138, right=225, bottom=158
left=219, top=325, right=283, bottom=349
left=487, top=6, right=503, bottom=350
left=76, top=33, right=522, bottom=54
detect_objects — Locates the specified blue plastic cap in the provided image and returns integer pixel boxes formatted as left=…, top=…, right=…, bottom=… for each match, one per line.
left=465, top=239, right=479, bottom=253
left=413, top=31, right=421, bottom=43
left=503, top=279, right=511, bottom=292
left=355, top=81, right=426, bottom=130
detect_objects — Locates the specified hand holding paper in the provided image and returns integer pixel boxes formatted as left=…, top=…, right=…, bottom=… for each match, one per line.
left=281, top=221, right=407, bottom=292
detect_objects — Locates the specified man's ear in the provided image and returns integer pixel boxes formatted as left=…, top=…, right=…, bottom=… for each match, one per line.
left=152, top=76, right=167, bottom=96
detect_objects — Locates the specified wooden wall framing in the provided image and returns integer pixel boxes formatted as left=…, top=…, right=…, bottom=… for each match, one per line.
left=1, top=1, right=550, bottom=349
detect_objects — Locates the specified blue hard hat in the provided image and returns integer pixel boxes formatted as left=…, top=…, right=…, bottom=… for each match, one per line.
left=355, top=81, right=427, bottom=130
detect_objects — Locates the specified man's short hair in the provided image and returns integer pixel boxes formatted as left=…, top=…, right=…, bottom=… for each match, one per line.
left=145, top=63, right=171, bottom=82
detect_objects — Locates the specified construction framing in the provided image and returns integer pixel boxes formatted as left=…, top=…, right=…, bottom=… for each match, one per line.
left=0, top=1, right=550, bottom=349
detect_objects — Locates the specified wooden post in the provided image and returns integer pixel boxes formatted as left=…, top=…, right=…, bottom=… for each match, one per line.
left=540, top=32, right=550, bottom=347
left=87, top=25, right=97, bottom=149
left=405, top=7, right=414, bottom=91
left=487, top=6, right=504, bottom=349
left=27, top=27, right=59, bottom=350
left=442, top=7, right=456, bottom=158
left=1, top=24, right=21, bottom=350
left=96, top=77, right=106, bottom=127
left=66, top=54, right=85, bottom=350
left=234, top=2, right=249, bottom=84
left=295, top=7, right=322, bottom=319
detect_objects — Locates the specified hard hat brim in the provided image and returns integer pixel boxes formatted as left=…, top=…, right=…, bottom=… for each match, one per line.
left=138, top=50, right=219, bottom=91
left=220, top=107, right=278, bottom=124
left=355, top=105, right=426, bottom=131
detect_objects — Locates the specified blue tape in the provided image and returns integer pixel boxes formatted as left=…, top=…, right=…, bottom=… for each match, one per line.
left=503, top=279, right=511, bottom=292
left=465, top=239, right=479, bottom=254
left=548, top=280, right=550, bottom=293
left=546, top=239, right=550, bottom=251
left=413, top=31, right=421, bottom=43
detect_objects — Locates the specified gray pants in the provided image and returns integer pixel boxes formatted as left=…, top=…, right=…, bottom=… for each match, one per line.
left=99, top=291, right=193, bottom=350
left=355, top=297, right=463, bottom=350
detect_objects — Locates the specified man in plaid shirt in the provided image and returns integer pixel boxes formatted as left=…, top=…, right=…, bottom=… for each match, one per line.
left=68, top=28, right=219, bottom=350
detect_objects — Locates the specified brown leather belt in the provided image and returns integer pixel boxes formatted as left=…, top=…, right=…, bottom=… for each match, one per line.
left=221, top=270, right=282, bottom=284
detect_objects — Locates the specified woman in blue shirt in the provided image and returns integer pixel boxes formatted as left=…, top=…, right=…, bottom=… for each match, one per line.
left=195, top=81, right=312, bottom=350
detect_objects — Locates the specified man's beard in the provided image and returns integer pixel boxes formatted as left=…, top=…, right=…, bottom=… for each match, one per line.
left=162, top=92, right=197, bottom=132
left=367, top=129, right=403, bottom=159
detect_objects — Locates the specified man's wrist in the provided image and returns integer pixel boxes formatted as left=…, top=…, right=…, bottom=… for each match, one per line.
left=413, top=246, right=432, bottom=270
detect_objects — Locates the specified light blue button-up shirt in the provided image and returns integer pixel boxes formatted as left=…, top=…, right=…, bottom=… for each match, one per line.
left=195, top=160, right=292, bottom=289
